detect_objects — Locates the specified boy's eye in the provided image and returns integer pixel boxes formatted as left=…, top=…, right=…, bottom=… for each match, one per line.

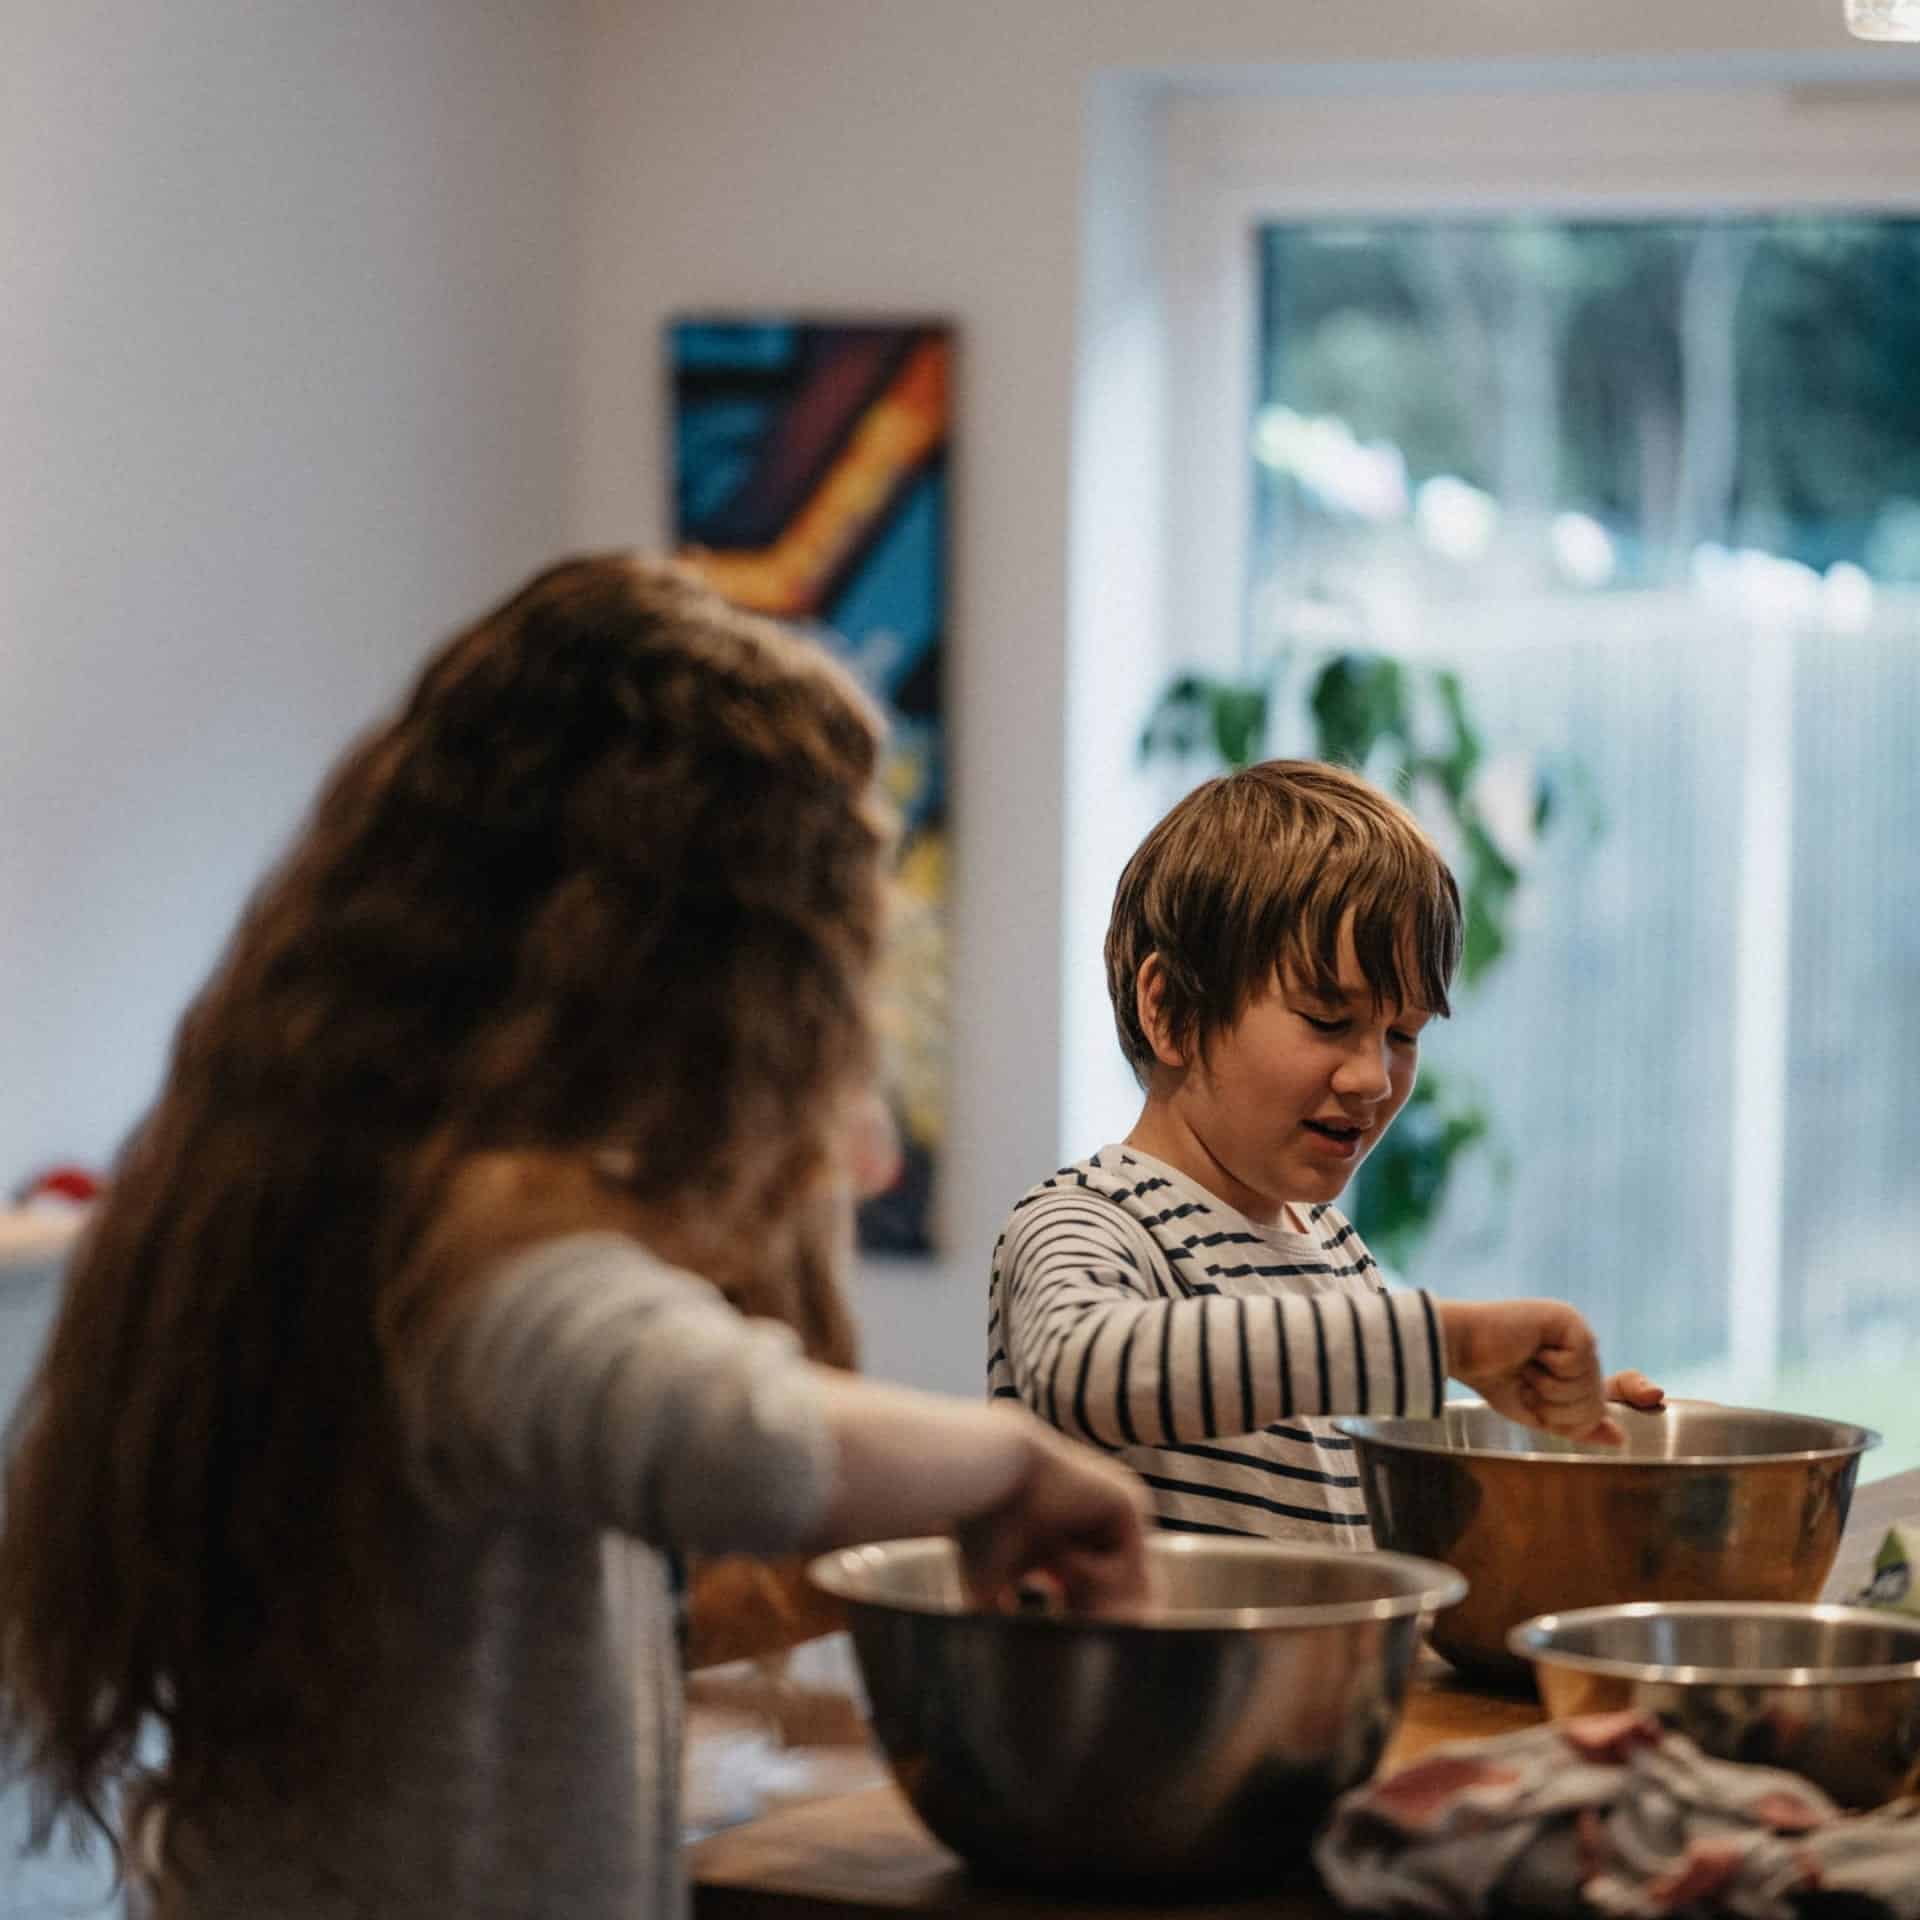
left=1300, top=1013, right=1348, bottom=1036
left=1388, top=1028, right=1421, bottom=1049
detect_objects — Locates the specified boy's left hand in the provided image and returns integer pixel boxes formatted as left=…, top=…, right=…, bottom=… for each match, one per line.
left=1606, top=1369, right=1666, bottom=1410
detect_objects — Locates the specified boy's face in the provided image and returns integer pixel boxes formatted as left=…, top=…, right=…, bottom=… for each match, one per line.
left=1142, top=924, right=1430, bottom=1224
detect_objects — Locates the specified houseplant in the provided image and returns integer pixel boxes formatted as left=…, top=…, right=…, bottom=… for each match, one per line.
left=1139, top=649, right=1590, bottom=1269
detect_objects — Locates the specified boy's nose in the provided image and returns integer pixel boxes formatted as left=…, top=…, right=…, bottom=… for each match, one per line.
left=1331, top=1044, right=1393, bottom=1101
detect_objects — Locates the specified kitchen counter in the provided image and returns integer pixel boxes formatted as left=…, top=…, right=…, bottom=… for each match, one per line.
left=690, top=1467, right=1920, bottom=1918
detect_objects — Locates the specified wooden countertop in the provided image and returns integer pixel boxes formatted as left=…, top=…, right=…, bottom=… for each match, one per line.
left=691, top=1468, right=1920, bottom=1918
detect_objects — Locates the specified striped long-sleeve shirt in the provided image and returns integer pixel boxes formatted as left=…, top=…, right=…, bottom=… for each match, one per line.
left=988, top=1145, right=1449, bottom=1547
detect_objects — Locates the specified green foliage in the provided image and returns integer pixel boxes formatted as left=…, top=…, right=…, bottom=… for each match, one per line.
left=1343, top=1077, right=1493, bottom=1272
left=1138, top=650, right=1590, bottom=1269
left=1139, top=673, right=1271, bottom=771
left=1306, top=656, right=1406, bottom=775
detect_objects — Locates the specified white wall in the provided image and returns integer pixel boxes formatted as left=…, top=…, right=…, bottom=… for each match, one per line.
left=574, top=0, right=1887, bottom=1394
left=2, top=7, right=586, bottom=1906
left=1, top=0, right=585, bottom=1192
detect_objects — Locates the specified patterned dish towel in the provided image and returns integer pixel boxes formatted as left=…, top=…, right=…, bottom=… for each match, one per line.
left=1314, top=1711, right=1920, bottom=1918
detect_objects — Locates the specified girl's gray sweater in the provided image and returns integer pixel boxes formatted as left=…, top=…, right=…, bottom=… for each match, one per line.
left=149, top=1232, right=833, bottom=1920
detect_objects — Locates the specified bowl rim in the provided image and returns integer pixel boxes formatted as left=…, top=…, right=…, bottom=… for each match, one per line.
left=807, top=1533, right=1468, bottom=1631
left=1334, top=1401, right=1881, bottom=1468
left=1508, top=1601, right=1920, bottom=1686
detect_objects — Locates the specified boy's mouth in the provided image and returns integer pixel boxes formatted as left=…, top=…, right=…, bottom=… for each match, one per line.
left=1302, top=1118, right=1363, bottom=1153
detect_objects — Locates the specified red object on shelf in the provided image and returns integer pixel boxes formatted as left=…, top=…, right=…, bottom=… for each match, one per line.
left=14, top=1165, right=102, bottom=1208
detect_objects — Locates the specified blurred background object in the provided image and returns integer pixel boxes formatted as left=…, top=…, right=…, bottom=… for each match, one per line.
left=1847, top=0, right=1920, bottom=40
left=667, top=319, right=953, bottom=1256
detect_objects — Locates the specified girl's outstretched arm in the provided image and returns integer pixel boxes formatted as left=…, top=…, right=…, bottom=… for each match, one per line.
left=396, top=1223, right=1150, bottom=1614
left=808, top=1374, right=1150, bottom=1613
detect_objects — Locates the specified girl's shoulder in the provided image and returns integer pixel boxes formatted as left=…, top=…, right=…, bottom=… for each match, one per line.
left=438, top=1150, right=655, bottom=1264
left=391, top=1149, right=661, bottom=1349
left=417, top=1151, right=855, bottom=1369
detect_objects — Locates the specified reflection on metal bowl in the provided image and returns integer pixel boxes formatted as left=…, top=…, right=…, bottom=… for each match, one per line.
left=1335, top=1403, right=1877, bottom=1678
left=806, top=1533, right=1465, bottom=1889
left=1511, top=1602, right=1920, bottom=1806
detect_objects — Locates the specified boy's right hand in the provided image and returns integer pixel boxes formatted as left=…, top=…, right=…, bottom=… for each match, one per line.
left=1437, top=1298, right=1624, bottom=1445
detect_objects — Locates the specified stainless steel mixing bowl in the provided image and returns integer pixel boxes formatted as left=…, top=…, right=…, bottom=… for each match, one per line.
left=1510, top=1601, right=1920, bottom=1806
left=1336, top=1403, right=1877, bottom=1678
left=807, top=1533, right=1466, bottom=1889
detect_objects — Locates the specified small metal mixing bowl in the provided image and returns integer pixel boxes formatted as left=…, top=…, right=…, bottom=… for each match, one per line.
left=1336, top=1403, right=1877, bottom=1677
left=807, top=1533, right=1465, bottom=1889
left=1510, top=1601, right=1920, bottom=1806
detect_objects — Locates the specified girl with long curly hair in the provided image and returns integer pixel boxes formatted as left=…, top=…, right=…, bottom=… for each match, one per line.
left=0, top=556, right=1148, bottom=1918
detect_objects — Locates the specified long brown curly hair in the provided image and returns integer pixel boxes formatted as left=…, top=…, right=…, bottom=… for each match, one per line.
left=0, top=555, right=890, bottom=1852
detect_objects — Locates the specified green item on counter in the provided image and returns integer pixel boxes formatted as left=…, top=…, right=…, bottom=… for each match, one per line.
left=1859, top=1523, right=1920, bottom=1613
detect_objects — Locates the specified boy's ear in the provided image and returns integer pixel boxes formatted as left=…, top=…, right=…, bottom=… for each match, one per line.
left=1135, top=954, right=1189, bottom=1071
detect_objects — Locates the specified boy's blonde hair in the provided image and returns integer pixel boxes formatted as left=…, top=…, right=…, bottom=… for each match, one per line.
left=1105, top=759, right=1462, bottom=1084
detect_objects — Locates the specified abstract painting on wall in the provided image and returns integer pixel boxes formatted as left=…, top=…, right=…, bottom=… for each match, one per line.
left=667, top=317, right=951, bottom=1254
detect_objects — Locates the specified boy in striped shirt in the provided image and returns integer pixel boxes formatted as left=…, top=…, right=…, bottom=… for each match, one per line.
left=989, top=760, right=1661, bottom=1545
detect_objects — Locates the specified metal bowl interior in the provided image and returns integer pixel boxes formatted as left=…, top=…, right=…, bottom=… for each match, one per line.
left=809, top=1531, right=1467, bottom=1628
left=1334, top=1404, right=1879, bottom=1679
left=806, top=1535, right=1466, bottom=1888
left=1510, top=1602, right=1920, bottom=1806
left=1512, top=1601, right=1920, bottom=1683
left=1338, top=1401, right=1879, bottom=1464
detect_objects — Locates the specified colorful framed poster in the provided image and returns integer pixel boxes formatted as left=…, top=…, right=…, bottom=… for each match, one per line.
left=667, top=317, right=951, bottom=1254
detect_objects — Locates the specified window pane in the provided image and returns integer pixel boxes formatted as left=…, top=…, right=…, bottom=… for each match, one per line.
left=1248, top=216, right=1920, bottom=1468
left=1788, top=626, right=1920, bottom=1361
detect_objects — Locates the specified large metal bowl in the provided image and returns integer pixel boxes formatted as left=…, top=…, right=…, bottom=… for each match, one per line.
left=1510, top=1602, right=1920, bottom=1806
left=807, top=1533, right=1465, bottom=1889
left=1336, top=1403, right=1877, bottom=1678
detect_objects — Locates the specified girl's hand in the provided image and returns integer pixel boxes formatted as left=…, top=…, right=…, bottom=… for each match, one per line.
left=953, top=1415, right=1152, bottom=1616
left=1438, top=1298, right=1624, bottom=1445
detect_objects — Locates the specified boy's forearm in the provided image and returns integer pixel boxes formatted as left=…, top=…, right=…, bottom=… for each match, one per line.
left=1434, top=1300, right=1474, bottom=1383
left=1012, top=1287, right=1446, bottom=1446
